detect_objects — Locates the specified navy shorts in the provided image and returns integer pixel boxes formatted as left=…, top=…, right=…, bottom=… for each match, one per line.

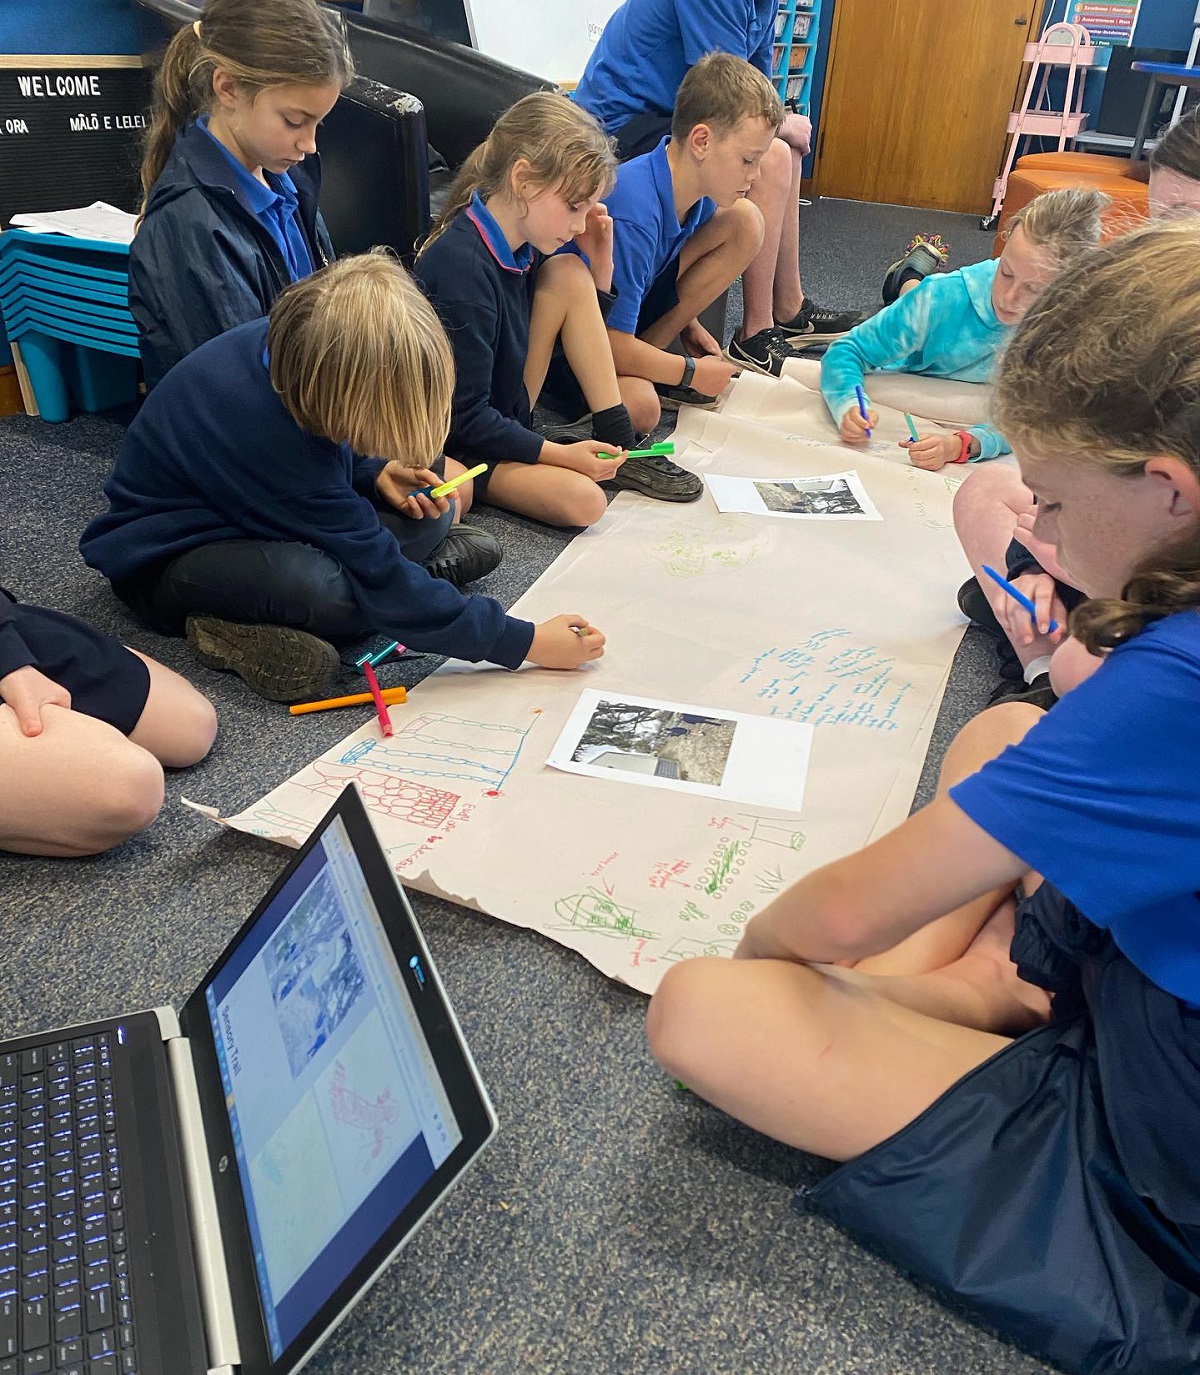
left=5, top=601, right=150, bottom=736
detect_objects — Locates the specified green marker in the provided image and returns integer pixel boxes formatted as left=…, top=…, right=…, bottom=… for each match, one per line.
left=903, top=412, right=920, bottom=443
left=599, top=441, right=676, bottom=459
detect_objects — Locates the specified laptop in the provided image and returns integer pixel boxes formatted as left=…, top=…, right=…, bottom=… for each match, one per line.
left=0, top=783, right=496, bottom=1375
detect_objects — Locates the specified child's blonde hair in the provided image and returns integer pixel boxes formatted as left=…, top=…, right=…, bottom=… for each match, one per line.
left=420, top=92, right=616, bottom=255
left=140, top=0, right=353, bottom=206
left=671, top=51, right=784, bottom=143
left=995, top=219, right=1200, bottom=651
left=1006, top=186, right=1108, bottom=264
left=267, top=250, right=453, bottom=469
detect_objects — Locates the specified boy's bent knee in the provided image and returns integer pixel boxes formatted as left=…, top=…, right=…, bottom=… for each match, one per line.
left=621, top=378, right=660, bottom=434
left=727, top=198, right=766, bottom=261
left=560, top=478, right=610, bottom=529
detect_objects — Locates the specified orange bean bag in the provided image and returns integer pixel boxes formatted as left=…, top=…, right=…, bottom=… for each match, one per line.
left=993, top=159, right=1149, bottom=254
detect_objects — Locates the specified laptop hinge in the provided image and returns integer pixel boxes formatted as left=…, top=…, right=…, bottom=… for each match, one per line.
left=165, top=1036, right=242, bottom=1374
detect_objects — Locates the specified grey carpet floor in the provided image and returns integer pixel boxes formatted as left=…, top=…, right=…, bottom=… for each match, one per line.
left=0, top=199, right=1056, bottom=1374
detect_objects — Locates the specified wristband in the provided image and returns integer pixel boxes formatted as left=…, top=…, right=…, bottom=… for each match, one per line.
left=679, top=355, right=696, bottom=390
left=953, top=430, right=973, bottom=464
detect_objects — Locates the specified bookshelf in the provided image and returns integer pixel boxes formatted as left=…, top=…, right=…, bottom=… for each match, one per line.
left=771, top=0, right=819, bottom=114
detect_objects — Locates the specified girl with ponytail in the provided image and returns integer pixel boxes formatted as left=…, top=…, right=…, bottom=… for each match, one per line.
left=415, top=92, right=703, bottom=527
left=131, top=0, right=353, bottom=388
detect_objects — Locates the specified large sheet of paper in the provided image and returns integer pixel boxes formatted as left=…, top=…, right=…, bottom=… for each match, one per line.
left=201, top=369, right=981, bottom=993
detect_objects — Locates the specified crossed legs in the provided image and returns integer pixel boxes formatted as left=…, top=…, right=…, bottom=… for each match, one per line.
left=646, top=703, right=1049, bottom=1161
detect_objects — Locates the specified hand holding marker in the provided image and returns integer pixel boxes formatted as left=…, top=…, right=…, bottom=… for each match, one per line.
left=411, top=463, right=488, bottom=500
left=597, top=440, right=675, bottom=461
left=982, top=564, right=1060, bottom=635
left=855, top=385, right=872, bottom=439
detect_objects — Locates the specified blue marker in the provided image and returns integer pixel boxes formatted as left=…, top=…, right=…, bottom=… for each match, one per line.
left=981, top=564, right=1059, bottom=635
left=854, top=384, right=872, bottom=438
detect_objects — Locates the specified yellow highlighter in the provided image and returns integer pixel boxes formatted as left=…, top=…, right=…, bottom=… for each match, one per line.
left=413, top=463, right=488, bottom=499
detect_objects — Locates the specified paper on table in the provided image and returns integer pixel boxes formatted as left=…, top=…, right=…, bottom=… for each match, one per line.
left=9, top=202, right=137, bottom=245
left=547, top=689, right=814, bottom=810
left=705, top=469, right=882, bottom=521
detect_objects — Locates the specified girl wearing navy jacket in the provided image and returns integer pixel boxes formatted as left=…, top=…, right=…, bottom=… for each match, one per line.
left=82, top=255, right=605, bottom=704
left=0, top=590, right=216, bottom=856
left=416, top=93, right=703, bottom=525
left=131, top=0, right=352, bottom=389
left=648, top=221, right=1200, bottom=1375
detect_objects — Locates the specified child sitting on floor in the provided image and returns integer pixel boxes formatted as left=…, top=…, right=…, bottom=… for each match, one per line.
left=416, top=92, right=697, bottom=523
left=823, top=187, right=1105, bottom=467
left=648, top=219, right=1200, bottom=1375
left=80, top=254, right=604, bottom=703
left=0, top=588, right=216, bottom=856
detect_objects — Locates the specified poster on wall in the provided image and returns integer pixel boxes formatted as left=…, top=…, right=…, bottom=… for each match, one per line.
left=1066, top=0, right=1142, bottom=48
left=0, top=61, right=152, bottom=225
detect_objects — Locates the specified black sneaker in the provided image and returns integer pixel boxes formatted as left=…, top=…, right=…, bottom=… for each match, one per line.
left=422, top=522, right=503, bottom=587
left=957, top=576, right=1024, bottom=682
left=987, top=672, right=1057, bottom=712
left=775, top=298, right=863, bottom=344
left=653, top=379, right=723, bottom=412
left=882, top=233, right=949, bottom=305
left=185, top=617, right=341, bottom=703
left=604, top=452, right=703, bottom=502
left=724, top=326, right=813, bottom=378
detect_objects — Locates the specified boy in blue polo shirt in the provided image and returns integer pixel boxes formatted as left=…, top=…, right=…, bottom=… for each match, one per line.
left=577, top=0, right=862, bottom=378
left=604, top=53, right=778, bottom=434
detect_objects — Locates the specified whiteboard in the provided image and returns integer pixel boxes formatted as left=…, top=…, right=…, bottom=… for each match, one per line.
left=461, top=0, right=624, bottom=84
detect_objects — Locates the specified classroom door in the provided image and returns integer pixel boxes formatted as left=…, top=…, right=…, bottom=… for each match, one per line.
left=813, top=0, right=1044, bottom=213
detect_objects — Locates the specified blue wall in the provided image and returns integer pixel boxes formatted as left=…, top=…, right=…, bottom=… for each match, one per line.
left=805, top=0, right=1200, bottom=177
left=0, top=0, right=143, bottom=56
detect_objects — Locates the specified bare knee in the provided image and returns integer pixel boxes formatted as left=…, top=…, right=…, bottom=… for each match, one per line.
left=79, top=748, right=165, bottom=853
left=756, top=137, right=792, bottom=199
left=160, top=688, right=218, bottom=769
left=952, top=463, right=1033, bottom=533
left=536, top=251, right=594, bottom=301
left=646, top=958, right=720, bottom=1079
left=621, top=377, right=660, bottom=434
left=558, top=475, right=609, bottom=528
left=728, top=197, right=766, bottom=263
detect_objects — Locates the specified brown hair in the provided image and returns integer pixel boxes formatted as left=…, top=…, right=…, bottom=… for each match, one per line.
left=994, top=219, right=1200, bottom=652
left=1149, top=106, right=1200, bottom=185
left=140, top=0, right=353, bottom=206
left=671, top=51, right=784, bottom=143
left=420, top=92, right=616, bottom=255
left=1006, top=185, right=1108, bottom=263
left=267, top=250, right=453, bottom=468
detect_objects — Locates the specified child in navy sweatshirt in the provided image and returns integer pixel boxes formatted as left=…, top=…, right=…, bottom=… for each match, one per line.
left=131, top=0, right=354, bottom=389
left=416, top=92, right=703, bottom=522
left=81, top=254, right=606, bottom=703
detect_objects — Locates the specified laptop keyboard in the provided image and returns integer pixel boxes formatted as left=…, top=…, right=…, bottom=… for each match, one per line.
left=0, top=1036, right=138, bottom=1375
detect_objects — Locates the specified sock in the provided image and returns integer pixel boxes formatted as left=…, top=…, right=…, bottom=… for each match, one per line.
left=592, top=403, right=636, bottom=452
left=895, top=267, right=926, bottom=292
left=1023, top=655, right=1052, bottom=684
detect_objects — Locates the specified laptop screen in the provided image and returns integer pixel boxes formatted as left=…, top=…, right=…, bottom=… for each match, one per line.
left=203, top=812, right=464, bottom=1361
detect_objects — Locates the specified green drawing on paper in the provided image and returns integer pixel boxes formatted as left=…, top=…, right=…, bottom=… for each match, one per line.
left=755, top=863, right=786, bottom=894
left=650, top=514, right=769, bottom=579
left=661, top=936, right=739, bottom=962
left=741, top=815, right=807, bottom=850
left=698, top=838, right=749, bottom=897
left=553, top=887, right=654, bottom=941
left=677, top=900, right=710, bottom=923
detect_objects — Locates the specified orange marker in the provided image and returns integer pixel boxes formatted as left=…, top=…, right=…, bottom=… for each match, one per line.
left=289, top=686, right=407, bottom=716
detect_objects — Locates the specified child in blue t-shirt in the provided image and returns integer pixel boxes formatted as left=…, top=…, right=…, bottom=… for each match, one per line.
left=416, top=92, right=703, bottom=519
left=648, top=219, right=1200, bottom=1375
left=603, top=53, right=781, bottom=433
left=131, top=0, right=353, bottom=388
left=82, top=254, right=605, bottom=704
left=823, top=187, right=1106, bottom=466
left=0, top=588, right=216, bottom=856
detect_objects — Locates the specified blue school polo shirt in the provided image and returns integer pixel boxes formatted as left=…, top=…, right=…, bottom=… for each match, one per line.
left=951, top=609, right=1200, bottom=1004
left=604, top=137, right=715, bottom=335
left=575, top=0, right=778, bottom=135
left=197, top=116, right=314, bottom=283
